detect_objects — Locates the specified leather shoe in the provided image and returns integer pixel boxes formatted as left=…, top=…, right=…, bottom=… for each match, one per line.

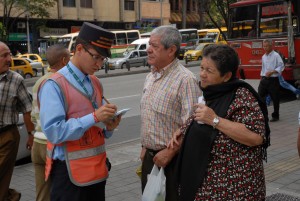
left=270, top=117, right=279, bottom=122
left=7, top=188, right=21, bottom=201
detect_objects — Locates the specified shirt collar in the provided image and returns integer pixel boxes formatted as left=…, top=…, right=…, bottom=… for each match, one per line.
left=68, top=61, right=90, bottom=83
left=0, top=70, right=9, bottom=81
left=151, top=59, right=177, bottom=80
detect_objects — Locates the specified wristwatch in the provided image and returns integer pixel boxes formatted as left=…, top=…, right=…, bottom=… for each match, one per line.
left=212, top=116, right=220, bottom=129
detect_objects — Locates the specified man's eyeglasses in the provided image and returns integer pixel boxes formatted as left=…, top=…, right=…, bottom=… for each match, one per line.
left=83, top=46, right=106, bottom=62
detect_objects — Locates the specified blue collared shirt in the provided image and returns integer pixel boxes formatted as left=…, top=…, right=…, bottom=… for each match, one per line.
left=39, top=61, right=113, bottom=160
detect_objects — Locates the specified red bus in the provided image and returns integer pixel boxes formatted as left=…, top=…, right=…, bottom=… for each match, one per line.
left=227, top=0, right=300, bottom=82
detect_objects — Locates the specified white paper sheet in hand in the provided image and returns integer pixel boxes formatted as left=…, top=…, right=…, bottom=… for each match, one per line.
left=113, top=108, right=131, bottom=118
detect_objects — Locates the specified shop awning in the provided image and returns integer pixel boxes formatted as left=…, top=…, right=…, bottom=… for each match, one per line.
left=169, top=12, right=200, bottom=24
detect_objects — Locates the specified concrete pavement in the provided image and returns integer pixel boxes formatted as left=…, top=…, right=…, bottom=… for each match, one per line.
left=11, top=100, right=300, bottom=200
left=15, top=63, right=300, bottom=200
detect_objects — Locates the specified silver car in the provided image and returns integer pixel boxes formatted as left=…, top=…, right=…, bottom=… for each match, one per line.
left=108, top=50, right=148, bottom=70
left=16, top=113, right=31, bottom=161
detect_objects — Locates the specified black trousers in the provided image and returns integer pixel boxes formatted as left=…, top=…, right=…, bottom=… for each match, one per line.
left=258, top=76, right=280, bottom=119
left=141, top=149, right=179, bottom=201
left=50, top=160, right=106, bottom=201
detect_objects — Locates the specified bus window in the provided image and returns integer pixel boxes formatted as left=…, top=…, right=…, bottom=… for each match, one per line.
left=115, top=33, right=127, bottom=45
left=230, top=5, right=257, bottom=38
left=179, top=29, right=199, bottom=44
left=127, top=32, right=139, bottom=43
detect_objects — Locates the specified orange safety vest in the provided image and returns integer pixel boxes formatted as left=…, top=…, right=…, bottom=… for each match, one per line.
left=44, top=73, right=108, bottom=186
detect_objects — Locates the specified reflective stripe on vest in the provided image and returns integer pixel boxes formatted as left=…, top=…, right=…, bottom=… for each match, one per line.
left=67, top=144, right=106, bottom=160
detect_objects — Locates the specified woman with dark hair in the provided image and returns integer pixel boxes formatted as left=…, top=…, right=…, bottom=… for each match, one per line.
left=169, top=44, right=270, bottom=201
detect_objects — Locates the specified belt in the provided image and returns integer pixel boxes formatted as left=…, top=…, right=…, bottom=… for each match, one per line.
left=146, top=148, right=161, bottom=157
left=0, top=125, right=16, bottom=134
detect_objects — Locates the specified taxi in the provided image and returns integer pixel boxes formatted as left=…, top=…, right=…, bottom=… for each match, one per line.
left=10, top=58, right=35, bottom=78
left=183, top=43, right=213, bottom=61
left=17, top=53, right=45, bottom=65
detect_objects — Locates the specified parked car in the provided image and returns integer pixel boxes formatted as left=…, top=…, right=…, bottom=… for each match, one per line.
left=17, top=53, right=45, bottom=65
left=183, top=43, right=213, bottom=61
left=107, top=50, right=148, bottom=70
left=16, top=113, right=31, bottom=161
left=10, top=58, right=35, bottom=79
left=178, top=39, right=200, bottom=60
left=23, top=58, right=44, bottom=76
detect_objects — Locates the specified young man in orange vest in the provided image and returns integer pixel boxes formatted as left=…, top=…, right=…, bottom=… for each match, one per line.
left=39, top=22, right=121, bottom=201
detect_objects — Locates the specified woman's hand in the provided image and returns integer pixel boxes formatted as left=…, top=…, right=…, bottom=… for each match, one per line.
left=194, top=103, right=216, bottom=126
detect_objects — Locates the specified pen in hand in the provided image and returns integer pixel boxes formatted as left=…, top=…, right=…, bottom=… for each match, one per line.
left=103, top=96, right=110, bottom=104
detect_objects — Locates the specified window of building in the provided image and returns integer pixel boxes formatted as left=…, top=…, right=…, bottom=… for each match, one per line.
left=63, top=0, right=75, bottom=7
left=125, top=0, right=134, bottom=11
left=80, top=0, right=92, bottom=8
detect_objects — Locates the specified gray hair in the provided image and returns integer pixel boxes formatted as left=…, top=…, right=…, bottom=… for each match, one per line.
left=150, top=25, right=181, bottom=57
left=263, top=39, right=273, bottom=46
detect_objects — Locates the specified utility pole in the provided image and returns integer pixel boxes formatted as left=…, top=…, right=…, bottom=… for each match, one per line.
left=26, top=0, right=31, bottom=53
left=182, top=0, right=187, bottom=28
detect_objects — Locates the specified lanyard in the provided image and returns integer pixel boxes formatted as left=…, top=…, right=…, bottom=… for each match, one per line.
left=67, top=64, right=98, bottom=109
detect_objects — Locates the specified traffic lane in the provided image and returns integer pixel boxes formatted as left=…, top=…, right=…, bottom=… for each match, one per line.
left=107, top=115, right=141, bottom=146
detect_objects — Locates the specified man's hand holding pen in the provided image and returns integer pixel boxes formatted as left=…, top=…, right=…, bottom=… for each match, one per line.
left=94, top=103, right=117, bottom=122
left=93, top=96, right=122, bottom=130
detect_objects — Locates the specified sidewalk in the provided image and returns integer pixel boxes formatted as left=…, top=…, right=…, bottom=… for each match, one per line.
left=10, top=99, right=300, bottom=200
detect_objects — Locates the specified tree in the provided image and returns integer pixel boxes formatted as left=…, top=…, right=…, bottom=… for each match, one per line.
left=199, top=0, right=238, bottom=40
left=0, top=0, right=56, bottom=41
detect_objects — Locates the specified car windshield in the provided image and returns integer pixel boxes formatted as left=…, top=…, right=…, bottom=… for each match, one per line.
left=195, top=43, right=207, bottom=50
left=24, top=58, right=34, bottom=63
left=125, top=44, right=137, bottom=53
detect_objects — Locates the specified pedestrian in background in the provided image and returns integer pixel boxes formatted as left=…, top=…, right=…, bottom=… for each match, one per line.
left=258, top=39, right=284, bottom=122
left=0, top=41, right=34, bottom=200
left=31, top=44, right=70, bottom=201
left=140, top=25, right=201, bottom=201
left=170, top=44, right=270, bottom=200
left=39, top=22, right=121, bottom=201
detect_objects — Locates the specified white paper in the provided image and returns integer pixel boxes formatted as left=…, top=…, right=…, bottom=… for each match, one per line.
left=197, top=96, right=205, bottom=124
left=113, top=108, right=131, bottom=118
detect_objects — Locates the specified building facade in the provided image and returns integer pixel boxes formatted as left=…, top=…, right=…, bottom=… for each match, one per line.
left=0, top=0, right=200, bottom=54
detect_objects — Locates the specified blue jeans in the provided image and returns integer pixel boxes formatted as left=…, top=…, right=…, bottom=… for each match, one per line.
left=278, top=75, right=300, bottom=95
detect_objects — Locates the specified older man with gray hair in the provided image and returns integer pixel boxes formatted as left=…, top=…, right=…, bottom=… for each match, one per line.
left=258, top=39, right=284, bottom=122
left=140, top=26, right=201, bottom=201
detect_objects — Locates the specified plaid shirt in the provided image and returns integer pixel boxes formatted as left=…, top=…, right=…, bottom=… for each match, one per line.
left=0, top=70, right=32, bottom=128
left=141, top=59, right=201, bottom=150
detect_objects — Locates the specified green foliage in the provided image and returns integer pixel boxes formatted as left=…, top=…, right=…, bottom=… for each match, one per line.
left=200, top=0, right=238, bottom=40
left=0, top=0, right=56, bottom=41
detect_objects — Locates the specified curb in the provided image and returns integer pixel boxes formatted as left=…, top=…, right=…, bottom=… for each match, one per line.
left=24, top=60, right=201, bottom=87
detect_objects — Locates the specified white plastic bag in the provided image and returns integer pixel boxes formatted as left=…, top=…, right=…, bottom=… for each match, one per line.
left=142, top=165, right=166, bottom=201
